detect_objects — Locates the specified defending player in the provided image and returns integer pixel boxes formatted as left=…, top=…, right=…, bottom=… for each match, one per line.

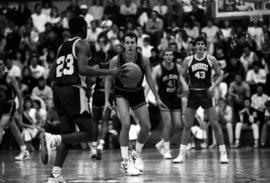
left=104, top=32, right=162, bottom=176
left=152, top=48, right=188, bottom=159
left=173, top=36, right=229, bottom=164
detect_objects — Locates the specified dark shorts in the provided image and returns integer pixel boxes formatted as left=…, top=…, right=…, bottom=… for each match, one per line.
left=0, top=102, right=15, bottom=120
left=187, top=90, right=213, bottom=109
left=114, top=87, right=146, bottom=110
left=160, top=94, right=181, bottom=111
left=92, top=90, right=113, bottom=109
left=53, top=86, right=90, bottom=117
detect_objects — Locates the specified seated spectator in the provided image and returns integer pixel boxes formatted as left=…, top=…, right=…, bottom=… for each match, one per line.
left=228, top=74, right=250, bottom=122
left=224, top=55, right=246, bottom=85
left=31, top=3, right=48, bottom=33
left=89, top=0, right=104, bottom=22
left=21, top=66, right=36, bottom=96
left=41, top=0, right=52, bottom=17
left=141, top=37, right=153, bottom=58
left=153, top=0, right=168, bottom=17
left=213, top=74, right=228, bottom=105
left=135, top=25, right=149, bottom=48
left=5, top=53, right=21, bottom=79
left=219, top=20, right=233, bottom=42
left=66, top=0, right=81, bottom=16
left=183, top=21, right=199, bottom=39
left=86, top=20, right=103, bottom=45
left=29, top=52, right=46, bottom=80
left=201, top=19, right=219, bottom=55
left=80, top=4, right=94, bottom=29
left=261, top=100, right=270, bottom=147
left=214, top=47, right=228, bottom=72
left=31, top=77, right=53, bottom=109
left=212, top=98, right=233, bottom=147
left=29, top=99, right=47, bottom=129
left=145, top=10, right=164, bottom=47
left=47, top=6, right=61, bottom=26
left=21, top=97, right=42, bottom=150
left=251, top=84, right=269, bottom=123
left=120, top=0, right=138, bottom=24
left=169, top=42, right=184, bottom=64
left=158, top=28, right=175, bottom=51
left=95, top=34, right=111, bottom=53
left=246, top=61, right=266, bottom=94
left=234, top=98, right=259, bottom=148
left=247, top=21, right=264, bottom=51
left=240, top=45, right=259, bottom=72
left=137, top=0, right=151, bottom=27
left=149, top=47, right=162, bottom=68
left=103, top=0, right=120, bottom=24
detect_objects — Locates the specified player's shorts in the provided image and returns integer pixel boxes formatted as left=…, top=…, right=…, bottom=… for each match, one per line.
left=187, top=89, right=213, bottom=109
left=159, top=94, right=181, bottom=111
left=0, top=102, right=15, bottom=120
left=114, top=86, right=146, bottom=110
left=53, top=85, right=90, bottom=117
left=92, top=90, right=113, bottom=109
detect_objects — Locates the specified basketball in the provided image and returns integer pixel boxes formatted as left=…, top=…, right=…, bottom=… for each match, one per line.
left=119, top=62, right=143, bottom=89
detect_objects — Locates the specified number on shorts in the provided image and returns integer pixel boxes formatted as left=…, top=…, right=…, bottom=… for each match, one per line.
left=56, top=54, right=74, bottom=77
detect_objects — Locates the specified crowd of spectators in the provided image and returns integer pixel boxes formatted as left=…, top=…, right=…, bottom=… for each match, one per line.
left=0, top=0, right=270, bottom=150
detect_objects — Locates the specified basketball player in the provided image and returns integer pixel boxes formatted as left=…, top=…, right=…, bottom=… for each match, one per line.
left=89, top=51, right=112, bottom=160
left=173, top=36, right=229, bottom=163
left=0, top=56, right=30, bottom=160
left=105, top=32, right=163, bottom=175
left=39, top=17, right=127, bottom=183
left=152, top=49, right=188, bottom=159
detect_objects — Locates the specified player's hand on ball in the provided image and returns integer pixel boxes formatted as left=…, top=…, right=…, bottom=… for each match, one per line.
left=118, top=65, right=129, bottom=77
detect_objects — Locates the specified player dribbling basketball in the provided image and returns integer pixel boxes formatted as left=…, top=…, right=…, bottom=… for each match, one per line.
left=105, top=32, right=162, bottom=176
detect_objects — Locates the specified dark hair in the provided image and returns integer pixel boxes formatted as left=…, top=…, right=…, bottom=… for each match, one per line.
left=243, top=97, right=251, bottom=102
left=265, top=100, right=270, bottom=107
left=68, top=16, right=87, bottom=35
left=123, top=32, right=138, bottom=43
left=193, top=36, right=207, bottom=46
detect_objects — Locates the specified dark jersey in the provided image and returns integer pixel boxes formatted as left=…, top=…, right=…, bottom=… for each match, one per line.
left=188, top=54, right=212, bottom=90
left=0, top=72, right=15, bottom=103
left=114, top=52, right=145, bottom=91
left=94, top=62, right=110, bottom=91
left=157, top=63, right=179, bottom=97
left=54, top=37, right=86, bottom=87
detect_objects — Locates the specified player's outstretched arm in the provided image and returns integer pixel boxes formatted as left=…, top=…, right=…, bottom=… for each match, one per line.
left=143, top=57, right=162, bottom=107
left=76, top=40, right=125, bottom=77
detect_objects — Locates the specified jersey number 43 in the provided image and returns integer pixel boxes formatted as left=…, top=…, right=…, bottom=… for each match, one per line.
left=194, top=71, right=205, bottom=79
left=56, top=54, right=74, bottom=77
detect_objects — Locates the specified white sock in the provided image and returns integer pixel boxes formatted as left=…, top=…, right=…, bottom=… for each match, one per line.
left=121, top=146, right=129, bottom=160
left=99, top=139, right=105, bottom=145
left=135, top=142, right=144, bottom=154
left=219, top=145, right=226, bottom=153
left=179, top=144, right=187, bottom=153
left=92, top=141, right=98, bottom=146
left=52, top=166, right=61, bottom=177
left=56, top=135, right=62, bottom=145
left=20, top=145, right=27, bottom=152
left=164, top=141, right=170, bottom=151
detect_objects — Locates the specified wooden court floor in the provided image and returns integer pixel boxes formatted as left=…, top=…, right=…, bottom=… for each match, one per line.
left=1, top=148, right=270, bottom=183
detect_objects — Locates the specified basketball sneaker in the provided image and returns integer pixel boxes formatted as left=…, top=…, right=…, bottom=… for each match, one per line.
left=96, top=149, right=102, bottom=160
left=163, top=151, right=173, bottom=159
left=121, top=158, right=141, bottom=176
left=220, top=151, right=229, bottom=164
left=47, top=174, right=66, bottom=183
left=172, top=152, right=185, bottom=163
left=40, top=132, right=60, bottom=165
left=14, top=150, right=30, bottom=161
left=131, top=150, right=144, bottom=172
left=155, top=141, right=165, bottom=156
